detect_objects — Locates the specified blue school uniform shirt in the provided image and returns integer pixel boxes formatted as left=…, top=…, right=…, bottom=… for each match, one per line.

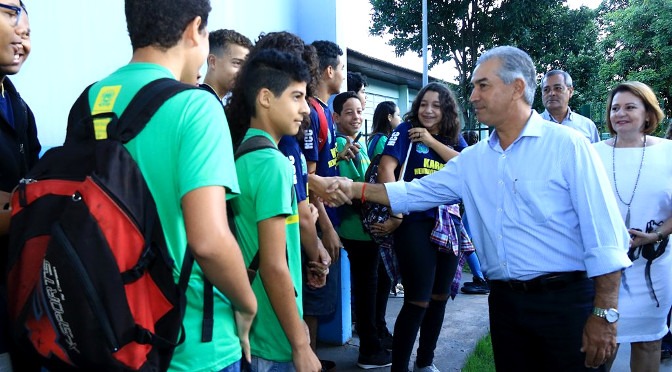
left=278, top=135, right=308, bottom=203
left=301, top=98, right=340, bottom=226
left=382, top=121, right=453, bottom=222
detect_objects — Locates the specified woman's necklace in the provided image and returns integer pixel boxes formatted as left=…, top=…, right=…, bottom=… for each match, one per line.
left=612, top=135, right=646, bottom=227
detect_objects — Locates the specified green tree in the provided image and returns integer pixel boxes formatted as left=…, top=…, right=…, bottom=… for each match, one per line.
left=369, top=0, right=601, bottom=130
left=599, top=0, right=672, bottom=135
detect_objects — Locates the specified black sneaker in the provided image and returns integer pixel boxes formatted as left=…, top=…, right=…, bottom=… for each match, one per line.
left=461, top=277, right=489, bottom=294
left=379, top=328, right=393, bottom=351
left=357, top=349, right=392, bottom=369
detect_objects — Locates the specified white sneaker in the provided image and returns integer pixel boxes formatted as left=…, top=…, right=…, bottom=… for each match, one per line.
left=413, top=363, right=440, bottom=372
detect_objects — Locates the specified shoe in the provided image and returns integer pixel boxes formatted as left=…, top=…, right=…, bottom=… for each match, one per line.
left=357, top=349, right=392, bottom=369
left=461, top=276, right=489, bottom=294
left=662, top=342, right=672, bottom=360
left=379, top=328, right=393, bottom=351
left=463, top=276, right=488, bottom=288
left=413, top=363, right=440, bottom=372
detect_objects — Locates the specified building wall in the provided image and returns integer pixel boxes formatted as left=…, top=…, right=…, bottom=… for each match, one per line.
left=13, top=0, right=343, bottom=148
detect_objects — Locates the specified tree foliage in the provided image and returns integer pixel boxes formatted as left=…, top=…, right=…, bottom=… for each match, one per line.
left=369, top=0, right=600, bottom=130
left=599, top=0, right=672, bottom=135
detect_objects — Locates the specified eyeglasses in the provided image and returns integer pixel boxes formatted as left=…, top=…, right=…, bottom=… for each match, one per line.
left=0, top=3, right=22, bottom=27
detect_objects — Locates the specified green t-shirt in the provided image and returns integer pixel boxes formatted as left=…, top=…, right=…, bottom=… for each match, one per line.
left=89, top=63, right=241, bottom=372
left=232, top=129, right=302, bottom=362
left=370, top=133, right=388, bottom=159
left=336, top=135, right=371, bottom=241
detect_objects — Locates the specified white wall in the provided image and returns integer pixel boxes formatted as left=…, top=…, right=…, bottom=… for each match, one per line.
left=12, top=0, right=320, bottom=148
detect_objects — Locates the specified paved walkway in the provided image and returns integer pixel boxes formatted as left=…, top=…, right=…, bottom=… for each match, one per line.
left=316, top=273, right=490, bottom=371
left=315, top=272, right=672, bottom=371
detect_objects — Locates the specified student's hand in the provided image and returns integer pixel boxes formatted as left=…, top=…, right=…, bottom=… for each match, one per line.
left=337, top=141, right=361, bottom=162
left=370, top=217, right=402, bottom=236
left=409, top=127, right=436, bottom=146
left=316, top=240, right=332, bottom=268
left=580, top=315, right=617, bottom=368
left=628, top=228, right=660, bottom=247
left=292, top=344, right=322, bottom=372
left=306, top=261, right=328, bottom=289
left=321, top=228, right=341, bottom=263
left=308, top=203, right=319, bottom=225
left=325, top=177, right=354, bottom=202
left=310, top=175, right=351, bottom=207
left=234, top=309, right=255, bottom=363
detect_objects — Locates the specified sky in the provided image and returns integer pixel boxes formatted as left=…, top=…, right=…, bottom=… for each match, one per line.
left=345, top=0, right=602, bottom=83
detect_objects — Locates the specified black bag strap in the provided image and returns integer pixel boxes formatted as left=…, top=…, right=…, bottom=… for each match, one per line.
left=112, top=78, right=197, bottom=143
left=64, top=83, right=96, bottom=144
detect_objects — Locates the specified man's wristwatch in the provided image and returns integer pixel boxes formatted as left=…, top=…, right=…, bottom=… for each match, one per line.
left=593, top=307, right=619, bottom=323
left=655, top=230, right=664, bottom=243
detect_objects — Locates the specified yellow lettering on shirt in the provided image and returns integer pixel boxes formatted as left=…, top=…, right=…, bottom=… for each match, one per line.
left=422, top=158, right=445, bottom=171
left=286, top=214, right=299, bottom=225
left=91, top=85, right=122, bottom=140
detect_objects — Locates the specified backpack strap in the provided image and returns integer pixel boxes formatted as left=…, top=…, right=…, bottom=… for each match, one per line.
left=112, top=78, right=197, bottom=143
left=64, top=83, right=97, bottom=144
left=308, top=97, right=329, bottom=152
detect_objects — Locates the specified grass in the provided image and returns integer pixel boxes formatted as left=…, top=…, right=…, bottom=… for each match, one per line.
left=462, top=333, right=495, bottom=372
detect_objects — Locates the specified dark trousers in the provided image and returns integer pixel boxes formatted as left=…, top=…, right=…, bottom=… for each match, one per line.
left=343, top=238, right=383, bottom=355
left=489, top=278, right=604, bottom=372
left=391, top=219, right=458, bottom=371
left=376, top=260, right=392, bottom=334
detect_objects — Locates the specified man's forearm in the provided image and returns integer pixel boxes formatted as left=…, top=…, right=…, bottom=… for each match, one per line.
left=592, top=270, right=621, bottom=309
left=353, top=182, right=391, bottom=207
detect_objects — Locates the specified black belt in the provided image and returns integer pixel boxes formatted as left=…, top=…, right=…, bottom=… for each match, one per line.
left=490, top=271, right=588, bottom=293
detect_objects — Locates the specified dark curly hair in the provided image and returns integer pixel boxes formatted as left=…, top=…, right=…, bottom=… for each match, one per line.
left=347, top=72, right=368, bottom=93
left=371, top=101, right=398, bottom=136
left=125, top=0, right=210, bottom=51
left=404, top=82, right=461, bottom=145
left=311, top=40, right=342, bottom=72
left=252, top=32, right=320, bottom=98
left=209, top=29, right=253, bottom=56
left=225, top=49, right=311, bottom=146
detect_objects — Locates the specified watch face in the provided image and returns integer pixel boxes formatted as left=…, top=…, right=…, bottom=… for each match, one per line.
left=605, top=309, right=619, bottom=323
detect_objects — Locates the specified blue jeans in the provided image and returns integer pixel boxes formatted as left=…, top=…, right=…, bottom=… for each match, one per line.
left=219, top=359, right=241, bottom=372
left=243, top=356, right=295, bottom=372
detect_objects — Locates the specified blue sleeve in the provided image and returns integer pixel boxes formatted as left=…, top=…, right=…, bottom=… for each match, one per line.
left=301, top=109, right=320, bottom=162
left=456, top=133, right=468, bottom=152
left=382, top=122, right=411, bottom=163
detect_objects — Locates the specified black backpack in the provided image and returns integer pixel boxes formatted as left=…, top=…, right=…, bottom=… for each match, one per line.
left=7, top=78, right=202, bottom=371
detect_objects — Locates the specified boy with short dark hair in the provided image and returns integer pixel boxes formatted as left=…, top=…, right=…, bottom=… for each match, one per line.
left=87, top=1, right=257, bottom=370
left=201, top=29, right=253, bottom=100
left=226, top=49, right=322, bottom=372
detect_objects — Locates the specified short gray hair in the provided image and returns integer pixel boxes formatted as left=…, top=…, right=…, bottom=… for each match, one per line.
left=476, top=46, right=537, bottom=106
left=542, top=70, right=573, bottom=88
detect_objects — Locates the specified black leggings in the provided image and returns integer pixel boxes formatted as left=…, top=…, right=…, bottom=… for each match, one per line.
left=391, top=218, right=459, bottom=371
left=394, top=219, right=458, bottom=302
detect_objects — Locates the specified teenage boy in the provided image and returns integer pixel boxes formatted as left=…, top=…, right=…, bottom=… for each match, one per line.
left=347, top=72, right=368, bottom=110
left=227, top=49, right=321, bottom=372
left=332, top=92, right=391, bottom=368
left=85, top=1, right=258, bottom=370
left=201, top=28, right=253, bottom=100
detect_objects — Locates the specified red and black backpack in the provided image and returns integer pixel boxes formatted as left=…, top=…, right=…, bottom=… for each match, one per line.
left=7, top=78, right=200, bottom=371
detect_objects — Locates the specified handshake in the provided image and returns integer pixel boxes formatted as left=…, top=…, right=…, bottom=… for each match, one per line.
left=311, top=176, right=355, bottom=208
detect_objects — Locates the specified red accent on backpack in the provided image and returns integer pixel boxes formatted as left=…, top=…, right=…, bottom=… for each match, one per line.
left=308, top=97, right=329, bottom=152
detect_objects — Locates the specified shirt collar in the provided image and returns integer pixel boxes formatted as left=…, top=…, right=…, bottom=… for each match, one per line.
left=488, top=110, right=544, bottom=150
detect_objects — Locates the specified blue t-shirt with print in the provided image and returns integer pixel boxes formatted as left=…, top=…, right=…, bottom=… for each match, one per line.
left=301, top=98, right=340, bottom=226
left=278, top=135, right=308, bottom=203
left=382, top=121, right=453, bottom=222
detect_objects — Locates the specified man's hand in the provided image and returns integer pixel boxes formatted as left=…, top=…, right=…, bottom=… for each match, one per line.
left=325, top=177, right=355, bottom=201
left=234, top=309, right=255, bottom=363
left=310, top=175, right=351, bottom=207
left=321, top=227, right=341, bottom=263
left=580, top=315, right=617, bottom=368
left=292, top=344, right=322, bottom=372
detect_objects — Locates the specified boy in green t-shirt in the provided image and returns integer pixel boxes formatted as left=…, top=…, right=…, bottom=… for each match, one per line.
left=79, top=1, right=258, bottom=371
left=226, top=49, right=322, bottom=371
